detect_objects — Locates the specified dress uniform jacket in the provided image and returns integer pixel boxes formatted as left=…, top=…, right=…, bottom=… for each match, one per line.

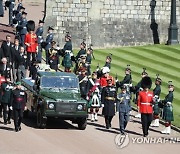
left=100, top=76, right=115, bottom=87
left=76, top=49, right=86, bottom=60
left=116, top=74, right=132, bottom=88
left=138, top=91, right=154, bottom=114
left=62, top=41, right=72, bottom=52
left=18, top=17, right=27, bottom=35
left=117, top=92, right=131, bottom=113
left=78, top=74, right=88, bottom=98
left=153, top=84, right=161, bottom=114
left=11, top=88, right=26, bottom=109
left=162, top=91, right=174, bottom=121
left=36, top=26, right=44, bottom=44
left=45, top=33, right=54, bottom=51
left=24, top=33, right=38, bottom=53
left=101, top=85, right=117, bottom=116
left=1, top=82, right=12, bottom=104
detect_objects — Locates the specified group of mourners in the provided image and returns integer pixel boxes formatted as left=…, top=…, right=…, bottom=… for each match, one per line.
left=0, top=0, right=175, bottom=136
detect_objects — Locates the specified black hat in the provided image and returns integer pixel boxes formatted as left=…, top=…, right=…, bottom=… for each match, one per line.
left=168, top=81, right=174, bottom=88
left=125, top=64, right=131, bottom=71
left=121, top=85, right=126, bottom=90
left=141, top=76, right=152, bottom=89
left=65, top=31, right=71, bottom=39
left=48, top=26, right=54, bottom=31
left=22, top=11, right=27, bottom=15
left=141, top=68, right=148, bottom=76
left=20, top=6, right=25, bottom=10
left=81, top=40, right=86, bottom=48
left=39, top=20, right=44, bottom=24
left=155, top=74, right=162, bottom=83
left=106, top=53, right=112, bottom=61
left=26, top=20, right=35, bottom=32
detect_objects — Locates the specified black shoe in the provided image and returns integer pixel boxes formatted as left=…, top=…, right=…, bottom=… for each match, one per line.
left=18, top=126, right=21, bottom=131
left=4, top=122, right=7, bottom=125
left=7, top=120, right=11, bottom=124
left=106, top=124, right=110, bottom=129
left=15, top=128, right=19, bottom=132
left=143, top=134, right=148, bottom=137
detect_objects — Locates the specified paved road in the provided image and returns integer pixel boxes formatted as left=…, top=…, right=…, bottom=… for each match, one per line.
left=0, top=1, right=179, bottom=153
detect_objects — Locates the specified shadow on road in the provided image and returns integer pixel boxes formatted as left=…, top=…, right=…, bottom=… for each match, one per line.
left=22, top=112, right=78, bottom=130
left=87, top=122, right=105, bottom=129
left=96, top=127, right=119, bottom=134
left=0, top=126, right=14, bottom=132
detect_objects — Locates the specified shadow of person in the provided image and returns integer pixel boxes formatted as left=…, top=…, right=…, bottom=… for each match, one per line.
left=96, top=127, right=119, bottom=134
left=0, top=126, right=14, bottom=131
left=87, top=122, right=105, bottom=129
left=149, top=127, right=161, bottom=133
left=150, top=19, right=160, bottom=44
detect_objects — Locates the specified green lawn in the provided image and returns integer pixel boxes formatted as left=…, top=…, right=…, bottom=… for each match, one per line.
left=81, top=44, right=180, bottom=127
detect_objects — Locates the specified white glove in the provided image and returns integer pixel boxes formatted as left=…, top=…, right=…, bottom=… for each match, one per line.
left=101, top=104, right=104, bottom=107
left=9, top=106, right=13, bottom=110
left=24, top=106, right=27, bottom=110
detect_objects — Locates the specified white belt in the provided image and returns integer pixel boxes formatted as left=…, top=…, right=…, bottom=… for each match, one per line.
left=167, top=102, right=172, bottom=105
left=23, top=27, right=27, bottom=29
left=141, top=102, right=151, bottom=105
left=38, top=36, right=42, bottom=38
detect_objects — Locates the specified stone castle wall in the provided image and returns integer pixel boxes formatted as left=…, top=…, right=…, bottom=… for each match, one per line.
left=45, top=0, right=180, bottom=48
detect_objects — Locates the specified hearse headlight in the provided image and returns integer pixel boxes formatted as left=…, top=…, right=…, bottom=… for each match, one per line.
left=77, top=104, right=83, bottom=110
left=49, top=103, right=55, bottom=109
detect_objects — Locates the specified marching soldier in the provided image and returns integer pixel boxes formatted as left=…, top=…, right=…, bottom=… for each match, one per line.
left=48, top=41, right=59, bottom=71
left=8, top=0, right=15, bottom=26
left=101, top=76, right=117, bottom=129
left=76, top=41, right=86, bottom=61
left=117, top=85, right=131, bottom=135
left=17, top=0, right=23, bottom=12
left=45, top=26, right=54, bottom=64
left=134, top=68, right=148, bottom=118
left=86, top=47, right=93, bottom=75
left=78, top=68, right=88, bottom=100
left=161, top=81, right=174, bottom=134
left=151, top=75, right=162, bottom=127
left=104, top=54, right=112, bottom=69
left=116, top=65, right=132, bottom=93
left=18, top=11, right=27, bottom=47
left=11, top=82, right=27, bottom=132
left=36, top=20, right=44, bottom=63
left=74, top=54, right=87, bottom=75
left=61, top=32, right=73, bottom=72
left=138, top=76, right=154, bottom=137
left=87, top=72, right=101, bottom=122
left=1, top=76, right=13, bottom=124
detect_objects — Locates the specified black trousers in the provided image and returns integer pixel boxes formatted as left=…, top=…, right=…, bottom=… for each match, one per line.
left=27, top=52, right=36, bottom=69
left=141, top=113, right=153, bottom=136
left=13, top=108, right=23, bottom=129
left=2, top=104, right=11, bottom=123
left=105, top=116, right=113, bottom=128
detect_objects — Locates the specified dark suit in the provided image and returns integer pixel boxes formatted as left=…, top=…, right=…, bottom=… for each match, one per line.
left=1, top=41, right=14, bottom=63
left=0, top=63, right=11, bottom=78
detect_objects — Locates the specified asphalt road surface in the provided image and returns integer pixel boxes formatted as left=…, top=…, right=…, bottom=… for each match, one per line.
left=0, top=1, right=179, bottom=153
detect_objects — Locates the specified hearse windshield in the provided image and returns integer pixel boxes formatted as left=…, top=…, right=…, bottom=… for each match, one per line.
left=41, top=76, right=79, bottom=89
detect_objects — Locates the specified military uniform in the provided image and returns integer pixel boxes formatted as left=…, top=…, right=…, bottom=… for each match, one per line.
left=18, top=13, right=27, bottom=46
left=8, top=0, right=15, bottom=25
left=1, top=81, right=13, bottom=124
left=78, top=73, right=88, bottom=100
left=36, top=22, right=44, bottom=62
left=11, top=85, right=26, bottom=132
left=0, top=0, right=4, bottom=17
left=101, top=79, right=117, bottom=129
left=76, top=49, right=86, bottom=61
left=117, top=89, right=131, bottom=134
left=45, top=29, right=54, bottom=64
left=48, top=47, right=59, bottom=71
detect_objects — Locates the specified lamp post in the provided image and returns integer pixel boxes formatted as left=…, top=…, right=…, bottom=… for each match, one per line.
left=167, top=0, right=179, bottom=45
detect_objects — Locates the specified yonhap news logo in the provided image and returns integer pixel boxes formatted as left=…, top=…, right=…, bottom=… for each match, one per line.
left=114, top=134, right=180, bottom=149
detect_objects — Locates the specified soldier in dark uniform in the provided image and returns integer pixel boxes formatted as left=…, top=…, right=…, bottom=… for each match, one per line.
left=61, top=32, right=73, bottom=72
left=134, top=68, right=148, bottom=118
left=117, top=85, right=131, bottom=135
left=15, top=6, right=25, bottom=26
left=101, top=76, right=117, bottom=129
left=17, top=0, right=23, bottom=12
left=76, top=41, right=86, bottom=61
left=48, top=41, right=59, bottom=71
left=17, top=11, right=27, bottom=47
left=45, top=26, right=54, bottom=64
left=36, top=20, right=44, bottom=63
left=116, top=65, right=132, bottom=93
left=86, top=47, right=93, bottom=76
left=78, top=68, right=88, bottom=100
left=151, top=75, right=162, bottom=127
left=74, top=54, right=87, bottom=75
left=1, top=77, right=13, bottom=124
left=11, top=82, right=26, bottom=132
left=104, top=54, right=112, bottom=69
left=8, top=0, right=15, bottom=26
left=161, top=81, right=174, bottom=134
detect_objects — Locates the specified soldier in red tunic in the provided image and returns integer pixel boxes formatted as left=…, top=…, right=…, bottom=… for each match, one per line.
left=24, top=20, right=38, bottom=69
left=138, top=76, right=154, bottom=137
